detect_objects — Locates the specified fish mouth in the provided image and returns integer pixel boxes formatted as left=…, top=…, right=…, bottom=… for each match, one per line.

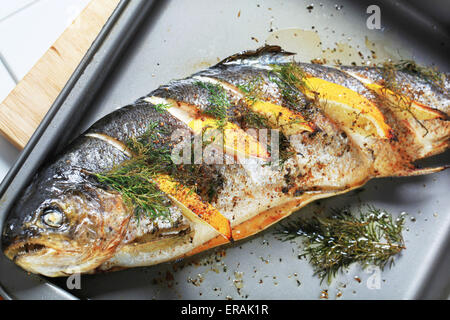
left=3, top=235, right=122, bottom=277
left=3, top=239, right=83, bottom=277
left=4, top=240, right=52, bottom=261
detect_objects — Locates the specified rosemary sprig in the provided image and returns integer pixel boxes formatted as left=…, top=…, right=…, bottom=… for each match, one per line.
left=276, top=206, right=406, bottom=284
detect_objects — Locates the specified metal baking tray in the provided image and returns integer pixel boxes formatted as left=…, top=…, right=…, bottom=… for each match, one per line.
left=1, top=0, right=449, bottom=300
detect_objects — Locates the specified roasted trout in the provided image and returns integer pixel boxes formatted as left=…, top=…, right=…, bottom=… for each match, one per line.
left=2, top=46, right=449, bottom=277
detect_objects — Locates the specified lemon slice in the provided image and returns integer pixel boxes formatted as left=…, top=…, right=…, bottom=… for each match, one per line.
left=153, top=174, right=233, bottom=241
left=193, top=76, right=315, bottom=136
left=145, top=96, right=270, bottom=161
left=366, top=83, right=445, bottom=121
left=247, top=100, right=314, bottom=136
left=342, top=70, right=445, bottom=122
left=301, top=77, right=393, bottom=139
left=188, top=118, right=270, bottom=160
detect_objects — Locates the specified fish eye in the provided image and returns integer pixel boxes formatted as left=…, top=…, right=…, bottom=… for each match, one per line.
left=41, top=206, right=65, bottom=228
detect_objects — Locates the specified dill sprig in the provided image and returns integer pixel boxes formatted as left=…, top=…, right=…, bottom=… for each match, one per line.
left=127, top=122, right=174, bottom=167
left=379, top=60, right=446, bottom=91
left=195, top=81, right=230, bottom=126
left=150, top=103, right=171, bottom=113
left=269, top=63, right=310, bottom=109
left=237, top=76, right=264, bottom=104
left=377, top=60, right=443, bottom=135
left=378, top=61, right=404, bottom=92
left=95, top=122, right=176, bottom=221
left=276, top=206, right=406, bottom=284
left=244, top=111, right=269, bottom=128
left=94, top=159, right=171, bottom=221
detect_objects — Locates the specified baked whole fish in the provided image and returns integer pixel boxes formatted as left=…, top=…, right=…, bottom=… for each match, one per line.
left=2, top=46, right=449, bottom=277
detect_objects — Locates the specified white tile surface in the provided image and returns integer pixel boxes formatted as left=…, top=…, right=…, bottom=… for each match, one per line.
left=0, top=62, right=20, bottom=182
left=0, top=60, right=15, bottom=102
left=0, top=0, right=90, bottom=80
left=0, top=0, right=37, bottom=22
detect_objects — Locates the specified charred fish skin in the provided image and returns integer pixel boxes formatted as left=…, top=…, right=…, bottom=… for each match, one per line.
left=2, top=46, right=449, bottom=277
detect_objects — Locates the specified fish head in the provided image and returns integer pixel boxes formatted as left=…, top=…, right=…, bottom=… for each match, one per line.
left=2, top=167, right=130, bottom=277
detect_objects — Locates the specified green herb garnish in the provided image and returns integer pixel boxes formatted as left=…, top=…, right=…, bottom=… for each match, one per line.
left=236, top=76, right=263, bottom=104
left=195, top=81, right=230, bottom=125
left=95, top=122, right=176, bottom=221
left=276, top=206, right=406, bottom=284
left=240, top=108, right=270, bottom=129
left=379, top=60, right=446, bottom=91
left=151, top=103, right=171, bottom=113
left=269, top=63, right=310, bottom=109
left=377, top=61, right=439, bottom=135
left=95, top=159, right=171, bottom=222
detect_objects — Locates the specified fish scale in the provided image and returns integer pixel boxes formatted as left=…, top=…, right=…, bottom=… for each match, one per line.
left=2, top=46, right=449, bottom=276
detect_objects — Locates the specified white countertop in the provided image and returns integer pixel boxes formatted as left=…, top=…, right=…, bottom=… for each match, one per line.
left=0, top=0, right=90, bottom=183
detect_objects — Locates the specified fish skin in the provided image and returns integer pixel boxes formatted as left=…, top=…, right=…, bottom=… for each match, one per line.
left=194, top=62, right=373, bottom=191
left=340, top=65, right=450, bottom=115
left=338, top=65, right=450, bottom=160
left=2, top=46, right=449, bottom=276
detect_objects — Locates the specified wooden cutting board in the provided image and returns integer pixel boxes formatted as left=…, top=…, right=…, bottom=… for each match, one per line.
left=0, top=0, right=121, bottom=150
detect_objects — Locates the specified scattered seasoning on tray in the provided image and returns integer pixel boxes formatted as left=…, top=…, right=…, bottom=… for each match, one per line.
left=233, top=271, right=244, bottom=293
left=276, top=205, right=406, bottom=284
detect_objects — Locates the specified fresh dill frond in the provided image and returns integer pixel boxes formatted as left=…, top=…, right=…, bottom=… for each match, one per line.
left=395, top=60, right=445, bottom=90
left=269, top=63, right=309, bottom=110
left=151, top=103, right=171, bottom=113
left=236, top=76, right=263, bottom=104
left=195, top=81, right=230, bottom=121
left=241, top=108, right=270, bottom=129
left=377, top=60, right=444, bottom=135
left=95, top=122, right=177, bottom=221
left=379, top=60, right=446, bottom=91
left=95, top=159, right=171, bottom=221
left=126, top=122, right=176, bottom=171
left=272, top=63, right=308, bottom=88
left=276, top=205, right=406, bottom=284
left=379, top=61, right=404, bottom=92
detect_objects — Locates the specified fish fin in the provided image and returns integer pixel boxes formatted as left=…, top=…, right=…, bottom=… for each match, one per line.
left=393, top=165, right=448, bottom=177
left=218, top=45, right=295, bottom=66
